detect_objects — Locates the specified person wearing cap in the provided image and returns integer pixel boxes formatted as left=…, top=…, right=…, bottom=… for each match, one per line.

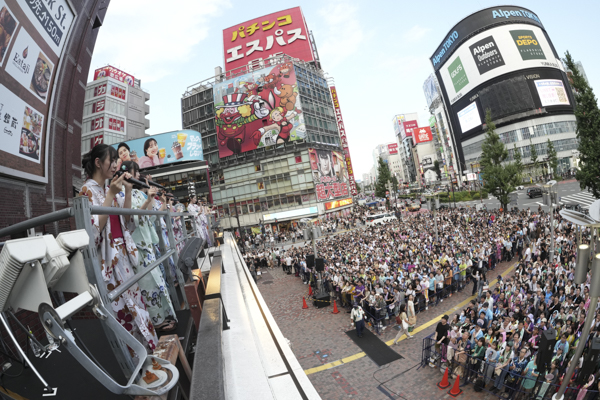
left=350, top=303, right=365, bottom=338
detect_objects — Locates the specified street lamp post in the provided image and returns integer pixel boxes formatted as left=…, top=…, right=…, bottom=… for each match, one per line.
left=541, top=181, right=557, bottom=262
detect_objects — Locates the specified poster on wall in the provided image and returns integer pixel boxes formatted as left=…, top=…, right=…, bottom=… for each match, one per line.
left=0, top=0, right=74, bottom=180
left=213, top=62, right=306, bottom=158
left=308, top=148, right=350, bottom=202
left=534, top=79, right=570, bottom=107
left=111, top=130, right=203, bottom=169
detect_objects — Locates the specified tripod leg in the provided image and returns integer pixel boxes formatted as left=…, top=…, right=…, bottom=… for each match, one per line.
left=0, top=314, right=53, bottom=394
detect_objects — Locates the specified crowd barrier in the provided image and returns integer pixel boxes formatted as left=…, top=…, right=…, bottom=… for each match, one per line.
left=422, top=334, right=599, bottom=400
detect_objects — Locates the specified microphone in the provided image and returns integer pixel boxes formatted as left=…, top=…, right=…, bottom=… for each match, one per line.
left=114, top=166, right=150, bottom=189
left=140, top=174, right=166, bottom=190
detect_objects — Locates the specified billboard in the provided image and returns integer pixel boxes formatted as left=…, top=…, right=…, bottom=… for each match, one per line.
left=457, top=102, right=482, bottom=133
left=534, top=79, right=570, bottom=106
left=439, top=23, right=564, bottom=105
left=94, top=65, right=135, bottom=87
left=222, top=7, right=314, bottom=72
left=330, top=85, right=358, bottom=196
left=387, top=143, right=398, bottom=155
left=325, top=198, right=353, bottom=210
left=0, top=0, right=74, bottom=175
left=413, top=127, right=433, bottom=144
left=308, top=148, right=350, bottom=202
left=213, top=63, right=305, bottom=158
left=423, top=74, right=439, bottom=108
left=402, top=120, right=418, bottom=138
left=111, top=130, right=203, bottom=170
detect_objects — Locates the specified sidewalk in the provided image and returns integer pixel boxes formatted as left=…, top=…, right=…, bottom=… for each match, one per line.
left=257, top=259, right=516, bottom=400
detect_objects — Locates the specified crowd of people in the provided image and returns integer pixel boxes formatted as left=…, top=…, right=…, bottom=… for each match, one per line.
left=241, top=196, right=600, bottom=399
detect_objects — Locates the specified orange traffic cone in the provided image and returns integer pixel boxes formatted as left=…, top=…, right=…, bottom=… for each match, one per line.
left=332, top=300, right=340, bottom=314
left=308, top=286, right=313, bottom=296
left=447, top=375, right=462, bottom=397
left=302, top=297, right=309, bottom=309
left=437, top=367, right=451, bottom=389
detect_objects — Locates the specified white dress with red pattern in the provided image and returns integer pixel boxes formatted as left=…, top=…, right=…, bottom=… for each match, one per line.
left=79, top=179, right=159, bottom=354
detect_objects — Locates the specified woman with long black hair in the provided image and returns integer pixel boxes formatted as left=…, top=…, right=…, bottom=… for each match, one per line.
left=79, top=145, right=158, bottom=352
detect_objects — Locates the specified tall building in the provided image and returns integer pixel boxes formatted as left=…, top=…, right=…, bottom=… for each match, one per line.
left=80, top=65, right=150, bottom=154
left=392, top=113, right=419, bottom=184
left=181, top=8, right=357, bottom=231
left=430, top=6, right=578, bottom=179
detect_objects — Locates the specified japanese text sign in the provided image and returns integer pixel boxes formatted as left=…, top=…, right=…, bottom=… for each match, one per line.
left=325, top=198, right=353, bottom=210
left=309, top=148, right=351, bottom=202
left=223, top=7, right=314, bottom=72
left=413, top=126, right=433, bottom=144
left=330, top=86, right=357, bottom=196
left=94, top=65, right=135, bottom=87
left=387, top=143, right=398, bottom=154
left=402, top=120, right=418, bottom=137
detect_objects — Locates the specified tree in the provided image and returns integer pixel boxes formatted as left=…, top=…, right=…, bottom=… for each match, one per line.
left=529, top=139, right=539, bottom=181
left=480, top=110, right=520, bottom=210
left=546, top=139, right=558, bottom=178
left=356, top=182, right=362, bottom=194
left=433, top=160, right=442, bottom=180
left=375, top=157, right=392, bottom=198
left=513, top=144, right=523, bottom=183
left=564, top=51, right=600, bottom=197
left=391, top=175, right=399, bottom=193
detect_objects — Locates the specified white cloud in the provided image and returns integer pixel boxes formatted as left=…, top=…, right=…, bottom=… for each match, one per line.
left=403, top=25, right=430, bottom=42
left=90, top=0, right=230, bottom=83
left=315, top=0, right=365, bottom=67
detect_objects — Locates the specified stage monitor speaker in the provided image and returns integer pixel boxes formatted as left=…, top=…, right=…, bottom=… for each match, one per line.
left=306, top=254, right=315, bottom=268
left=313, top=293, right=330, bottom=308
left=315, top=258, right=324, bottom=272
left=579, top=336, right=600, bottom=384
left=537, top=327, right=556, bottom=374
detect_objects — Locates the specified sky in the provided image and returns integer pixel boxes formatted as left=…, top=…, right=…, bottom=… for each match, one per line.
left=89, top=0, right=600, bottom=180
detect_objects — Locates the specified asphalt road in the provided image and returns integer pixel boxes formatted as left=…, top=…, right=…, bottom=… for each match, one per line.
left=429, top=180, right=598, bottom=212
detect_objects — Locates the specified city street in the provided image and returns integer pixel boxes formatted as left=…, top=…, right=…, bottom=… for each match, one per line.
left=433, top=179, right=597, bottom=212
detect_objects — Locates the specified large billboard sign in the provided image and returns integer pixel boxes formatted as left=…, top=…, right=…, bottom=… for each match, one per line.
left=213, top=63, right=306, bottom=158
left=222, top=7, right=314, bottom=72
left=111, top=130, right=203, bottom=169
left=402, top=120, right=418, bottom=138
left=0, top=0, right=74, bottom=179
left=439, top=24, right=563, bottom=105
left=387, top=143, right=398, bottom=154
left=325, top=198, right=353, bottom=210
left=330, top=86, right=358, bottom=196
left=413, top=127, right=433, bottom=144
left=309, top=148, right=350, bottom=202
left=94, top=65, right=135, bottom=87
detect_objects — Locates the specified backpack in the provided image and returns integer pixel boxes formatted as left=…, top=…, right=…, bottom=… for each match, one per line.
left=473, top=378, right=484, bottom=392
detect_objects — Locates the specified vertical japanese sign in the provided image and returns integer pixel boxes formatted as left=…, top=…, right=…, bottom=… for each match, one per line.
left=222, top=7, right=314, bottom=72
left=330, top=86, right=357, bottom=196
left=0, top=0, right=74, bottom=175
left=309, top=148, right=350, bottom=202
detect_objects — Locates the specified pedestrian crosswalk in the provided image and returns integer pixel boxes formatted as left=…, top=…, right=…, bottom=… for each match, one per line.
left=557, top=191, right=598, bottom=209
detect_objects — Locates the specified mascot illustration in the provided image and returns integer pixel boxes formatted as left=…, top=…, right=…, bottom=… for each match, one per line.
left=216, top=93, right=269, bottom=154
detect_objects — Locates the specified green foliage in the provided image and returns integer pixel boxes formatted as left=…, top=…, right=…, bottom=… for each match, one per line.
left=375, top=157, right=392, bottom=198
left=564, top=51, right=600, bottom=197
left=513, top=144, right=523, bottom=183
left=391, top=175, right=399, bottom=193
left=529, top=138, right=539, bottom=178
left=546, top=139, right=558, bottom=177
left=480, top=110, right=520, bottom=210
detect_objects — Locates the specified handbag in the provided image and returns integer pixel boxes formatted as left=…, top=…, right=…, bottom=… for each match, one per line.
left=395, top=315, right=402, bottom=325
left=408, top=315, right=416, bottom=326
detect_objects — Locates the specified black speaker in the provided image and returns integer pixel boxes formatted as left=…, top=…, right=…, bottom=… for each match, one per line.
left=306, top=254, right=315, bottom=268
left=579, top=336, right=600, bottom=384
left=313, top=293, right=330, bottom=308
left=315, top=258, right=324, bottom=272
left=537, top=328, right=556, bottom=374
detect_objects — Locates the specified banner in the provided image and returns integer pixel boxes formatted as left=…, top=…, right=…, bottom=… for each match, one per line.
left=111, top=130, right=203, bottom=170
left=94, top=65, right=135, bottom=87
left=330, top=86, right=357, bottom=196
left=222, top=7, right=314, bottom=72
left=413, top=127, right=433, bottom=144
left=309, top=148, right=350, bottom=202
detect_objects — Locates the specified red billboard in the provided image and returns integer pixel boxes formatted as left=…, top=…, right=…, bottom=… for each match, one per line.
left=330, top=86, right=358, bottom=196
left=223, top=7, right=314, bottom=72
left=309, top=148, right=350, bottom=202
left=94, top=65, right=135, bottom=87
left=387, top=143, right=398, bottom=154
left=413, top=126, right=433, bottom=144
left=325, top=198, right=353, bottom=210
left=90, top=134, right=103, bottom=148
left=402, top=120, right=418, bottom=137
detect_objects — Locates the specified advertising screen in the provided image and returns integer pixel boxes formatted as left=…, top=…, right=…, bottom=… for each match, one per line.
left=534, top=79, right=570, bottom=106
left=457, top=102, right=482, bottom=133
left=325, top=198, right=353, bottom=210
left=0, top=0, right=74, bottom=176
left=94, top=65, right=135, bottom=87
left=387, top=143, right=398, bottom=154
left=213, top=63, right=306, bottom=158
left=111, top=130, right=203, bottom=170
left=413, top=127, right=433, bottom=144
left=439, top=24, right=563, bottom=105
left=222, top=7, right=314, bottom=72
left=308, top=148, right=350, bottom=202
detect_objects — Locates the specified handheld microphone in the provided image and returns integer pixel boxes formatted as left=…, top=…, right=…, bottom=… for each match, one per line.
left=114, top=166, right=150, bottom=189
left=140, top=174, right=166, bottom=190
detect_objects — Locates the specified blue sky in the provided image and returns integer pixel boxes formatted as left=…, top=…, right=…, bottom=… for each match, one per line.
left=89, top=0, right=599, bottom=179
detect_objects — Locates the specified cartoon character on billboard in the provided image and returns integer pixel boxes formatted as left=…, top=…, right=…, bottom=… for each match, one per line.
left=278, top=62, right=293, bottom=79
left=216, top=93, right=269, bottom=154
left=250, top=92, right=298, bottom=146
left=273, top=83, right=297, bottom=111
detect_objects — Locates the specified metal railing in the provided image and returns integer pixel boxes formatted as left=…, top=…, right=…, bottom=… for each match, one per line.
left=0, top=196, right=210, bottom=379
